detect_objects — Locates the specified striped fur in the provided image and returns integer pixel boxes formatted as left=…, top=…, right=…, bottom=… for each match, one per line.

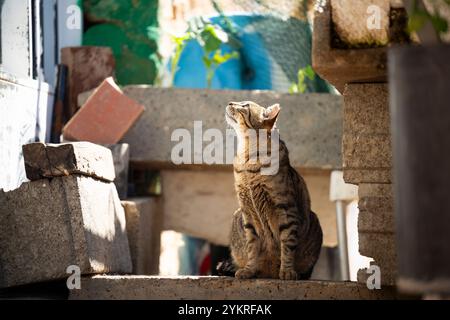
left=225, top=101, right=323, bottom=280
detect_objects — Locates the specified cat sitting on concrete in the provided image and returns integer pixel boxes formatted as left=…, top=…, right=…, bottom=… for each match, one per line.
left=219, top=101, right=323, bottom=280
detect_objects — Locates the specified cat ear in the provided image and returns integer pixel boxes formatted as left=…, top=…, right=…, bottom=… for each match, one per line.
left=264, top=104, right=281, bottom=128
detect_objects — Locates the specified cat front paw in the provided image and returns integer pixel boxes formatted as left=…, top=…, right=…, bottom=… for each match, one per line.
left=235, top=268, right=256, bottom=279
left=279, top=268, right=297, bottom=280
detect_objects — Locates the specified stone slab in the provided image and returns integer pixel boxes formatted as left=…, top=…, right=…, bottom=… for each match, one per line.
left=161, top=170, right=338, bottom=247
left=122, top=197, right=163, bottom=275
left=69, top=276, right=398, bottom=300
left=23, top=142, right=115, bottom=182
left=113, top=87, right=343, bottom=171
left=0, top=175, right=132, bottom=288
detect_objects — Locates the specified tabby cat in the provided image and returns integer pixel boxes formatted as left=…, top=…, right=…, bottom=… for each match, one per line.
left=221, top=101, right=323, bottom=280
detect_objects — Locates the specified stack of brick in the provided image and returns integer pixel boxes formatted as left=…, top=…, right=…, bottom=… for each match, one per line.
left=343, top=83, right=396, bottom=286
left=313, top=1, right=401, bottom=286
left=0, top=142, right=132, bottom=288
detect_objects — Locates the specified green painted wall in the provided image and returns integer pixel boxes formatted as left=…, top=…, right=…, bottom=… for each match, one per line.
left=82, top=0, right=160, bottom=85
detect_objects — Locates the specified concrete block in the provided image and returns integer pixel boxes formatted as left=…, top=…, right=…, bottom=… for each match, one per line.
left=122, top=197, right=163, bottom=275
left=343, top=134, right=392, bottom=168
left=343, top=84, right=390, bottom=134
left=61, top=46, right=115, bottom=117
left=358, top=208, right=395, bottom=234
left=23, top=142, right=115, bottom=182
left=359, top=232, right=396, bottom=265
left=343, top=83, right=392, bottom=184
left=0, top=175, right=132, bottom=288
left=358, top=232, right=397, bottom=285
left=161, top=170, right=338, bottom=247
left=118, top=86, right=342, bottom=171
left=312, top=1, right=387, bottom=92
left=104, top=144, right=130, bottom=199
left=69, top=276, right=398, bottom=300
left=63, top=77, right=145, bottom=144
left=358, top=183, right=395, bottom=238
left=331, top=0, right=390, bottom=46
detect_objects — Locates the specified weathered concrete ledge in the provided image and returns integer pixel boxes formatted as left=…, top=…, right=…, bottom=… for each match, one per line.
left=23, top=142, right=115, bottom=182
left=312, top=1, right=387, bottom=93
left=115, top=87, right=342, bottom=171
left=69, top=276, right=397, bottom=300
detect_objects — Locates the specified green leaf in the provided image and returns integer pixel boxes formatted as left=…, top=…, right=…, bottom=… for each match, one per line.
left=289, top=84, right=299, bottom=94
left=202, top=56, right=212, bottom=68
left=211, top=51, right=239, bottom=65
left=304, top=65, right=316, bottom=81
left=200, top=26, right=222, bottom=53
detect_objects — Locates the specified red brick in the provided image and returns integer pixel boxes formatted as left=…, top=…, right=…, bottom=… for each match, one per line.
left=61, top=46, right=116, bottom=117
left=63, top=77, right=145, bottom=144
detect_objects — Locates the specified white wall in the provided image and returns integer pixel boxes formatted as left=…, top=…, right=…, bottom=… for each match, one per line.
left=0, top=74, right=53, bottom=191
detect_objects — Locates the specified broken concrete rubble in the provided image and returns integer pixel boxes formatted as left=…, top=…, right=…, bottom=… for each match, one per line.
left=23, top=142, right=115, bottom=182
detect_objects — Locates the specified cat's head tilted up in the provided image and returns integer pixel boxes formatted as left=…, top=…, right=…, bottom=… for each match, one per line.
left=225, top=101, right=281, bottom=136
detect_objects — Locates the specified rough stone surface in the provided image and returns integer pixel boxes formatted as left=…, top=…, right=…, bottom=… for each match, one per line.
left=357, top=182, right=396, bottom=285
left=0, top=175, right=132, bottom=288
left=312, top=2, right=387, bottom=93
left=63, top=77, right=145, bottom=144
left=61, top=47, right=115, bottom=117
left=343, top=83, right=392, bottom=184
left=162, top=170, right=338, bottom=247
left=122, top=197, right=163, bottom=275
left=358, top=183, right=394, bottom=233
left=23, top=142, right=115, bottom=182
left=331, top=0, right=390, bottom=46
left=117, top=87, right=342, bottom=171
left=359, top=232, right=397, bottom=285
left=104, top=144, right=130, bottom=199
left=69, top=276, right=398, bottom=300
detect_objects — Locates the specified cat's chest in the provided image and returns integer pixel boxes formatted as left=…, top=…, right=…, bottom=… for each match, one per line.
left=235, top=174, right=270, bottom=212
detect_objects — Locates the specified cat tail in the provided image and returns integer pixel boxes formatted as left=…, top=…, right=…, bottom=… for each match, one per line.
left=216, top=258, right=236, bottom=277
